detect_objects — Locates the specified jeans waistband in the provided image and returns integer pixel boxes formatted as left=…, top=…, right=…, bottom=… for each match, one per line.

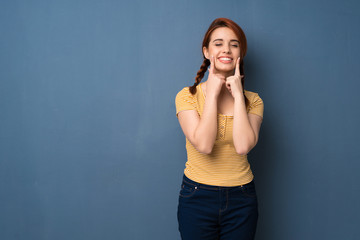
left=182, top=174, right=254, bottom=191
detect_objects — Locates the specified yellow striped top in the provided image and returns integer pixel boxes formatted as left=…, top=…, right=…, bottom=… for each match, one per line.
left=175, top=83, right=264, bottom=186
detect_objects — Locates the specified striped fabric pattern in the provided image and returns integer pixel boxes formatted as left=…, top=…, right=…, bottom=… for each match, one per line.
left=175, top=83, right=264, bottom=187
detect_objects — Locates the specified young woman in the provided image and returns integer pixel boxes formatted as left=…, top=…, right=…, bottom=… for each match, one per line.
left=175, top=18, right=264, bottom=240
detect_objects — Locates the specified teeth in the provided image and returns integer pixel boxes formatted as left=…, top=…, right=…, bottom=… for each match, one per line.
left=219, top=58, right=231, bottom=61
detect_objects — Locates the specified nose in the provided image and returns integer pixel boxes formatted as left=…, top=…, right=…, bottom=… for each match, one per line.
left=222, top=44, right=231, bottom=53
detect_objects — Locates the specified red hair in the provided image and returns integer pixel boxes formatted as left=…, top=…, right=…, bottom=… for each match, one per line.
left=189, top=18, right=249, bottom=105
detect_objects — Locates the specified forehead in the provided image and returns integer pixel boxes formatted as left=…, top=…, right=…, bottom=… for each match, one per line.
left=210, top=27, right=238, bottom=41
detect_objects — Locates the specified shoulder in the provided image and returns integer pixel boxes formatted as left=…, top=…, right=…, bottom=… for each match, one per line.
left=244, top=90, right=264, bottom=118
left=176, top=87, right=191, bottom=98
left=175, top=87, right=197, bottom=102
left=175, top=86, right=197, bottom=106
left=175, top=86, right=199, bottom=116
left=244, top=90, right=263, bottom=103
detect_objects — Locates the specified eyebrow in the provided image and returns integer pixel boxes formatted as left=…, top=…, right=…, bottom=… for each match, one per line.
left=212, top=39, right=240, bottom=43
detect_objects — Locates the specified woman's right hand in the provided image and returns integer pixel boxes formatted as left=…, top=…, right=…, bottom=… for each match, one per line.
left=206, top=56, right=225, bottom=98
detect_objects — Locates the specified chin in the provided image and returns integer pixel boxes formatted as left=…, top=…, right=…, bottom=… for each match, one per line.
left=216, top=66, right=235, bottom=74
left=216, top=63, right=235, bottom=70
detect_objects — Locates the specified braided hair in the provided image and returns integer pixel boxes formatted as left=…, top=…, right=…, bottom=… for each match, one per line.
left=189, top=59, right=210, bottom=94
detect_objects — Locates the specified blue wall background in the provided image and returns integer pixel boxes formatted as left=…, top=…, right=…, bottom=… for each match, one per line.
left=1, top=0, right=359, bottom=239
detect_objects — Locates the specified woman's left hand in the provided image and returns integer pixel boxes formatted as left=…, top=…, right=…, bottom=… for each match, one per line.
left=225, top=57, right=244, bottom=98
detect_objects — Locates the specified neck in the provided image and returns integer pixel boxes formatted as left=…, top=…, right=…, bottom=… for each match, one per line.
left=219, top=85, right=233, bottom=98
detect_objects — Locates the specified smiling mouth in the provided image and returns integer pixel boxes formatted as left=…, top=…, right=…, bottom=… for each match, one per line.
left=218, top=57, right=233, bottom=63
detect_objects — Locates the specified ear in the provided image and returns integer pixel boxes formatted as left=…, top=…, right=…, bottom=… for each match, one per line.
left=203, top=46, right=209, bottom=60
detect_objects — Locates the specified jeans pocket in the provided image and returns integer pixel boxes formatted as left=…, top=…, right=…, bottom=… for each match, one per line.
left=239, top=182, right=257, bottom=198
left=179, top=182, right=197, bottom=198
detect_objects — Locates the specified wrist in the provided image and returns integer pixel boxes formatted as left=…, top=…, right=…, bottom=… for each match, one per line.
left=206, top=91, right=220, bottom=99
left=234, top=94, right=245, bottom=102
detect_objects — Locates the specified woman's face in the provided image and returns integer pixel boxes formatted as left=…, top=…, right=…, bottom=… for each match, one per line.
left=203, top=27, right=241, bottom=76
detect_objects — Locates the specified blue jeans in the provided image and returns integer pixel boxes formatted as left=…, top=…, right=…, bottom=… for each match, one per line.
left=177, top=174, right=258, bottom=240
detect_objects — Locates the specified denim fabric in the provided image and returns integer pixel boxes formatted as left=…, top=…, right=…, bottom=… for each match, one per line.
left=177, top=174, right=258, bottom=240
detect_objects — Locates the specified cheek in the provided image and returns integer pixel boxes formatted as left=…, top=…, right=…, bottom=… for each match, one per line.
left=209, top=48, right=219, bottom=56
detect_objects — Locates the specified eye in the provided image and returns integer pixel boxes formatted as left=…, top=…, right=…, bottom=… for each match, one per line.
left=215, top=43, right=222, bottom=46
left=232, top=44, right=239, bottom=47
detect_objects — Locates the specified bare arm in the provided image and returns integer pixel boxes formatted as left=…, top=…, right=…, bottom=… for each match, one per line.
left=232, top=96, right=262, bottom=155
left=226, top=57, right=263, bottom=155
left=178, top=95, right=218, bottom=154
left=177, top=56, right=224, bottom=154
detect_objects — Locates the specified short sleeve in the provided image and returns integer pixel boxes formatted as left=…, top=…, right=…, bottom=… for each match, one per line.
left=175, top=87, right=197, bottom=117
left=248, top=93, right=264, bottom=118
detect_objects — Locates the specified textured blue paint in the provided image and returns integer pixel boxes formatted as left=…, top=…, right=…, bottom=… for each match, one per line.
left=1, top=0, right=359, bottom=239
